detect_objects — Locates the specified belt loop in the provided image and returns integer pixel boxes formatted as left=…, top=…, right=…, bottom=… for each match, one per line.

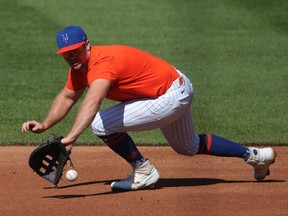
left=179, top=76, right=184, bottom=85
left=176, top=69, right=184, bottom=86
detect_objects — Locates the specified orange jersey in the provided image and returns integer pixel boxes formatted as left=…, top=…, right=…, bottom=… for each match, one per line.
left=66, top=45, right=179, bottom=101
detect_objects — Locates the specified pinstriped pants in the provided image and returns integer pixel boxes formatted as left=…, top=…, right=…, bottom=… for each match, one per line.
left=91, top=71, right=200, bottom=155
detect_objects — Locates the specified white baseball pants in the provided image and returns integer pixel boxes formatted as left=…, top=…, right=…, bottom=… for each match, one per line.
left=91, top=71, right=200, bottom=155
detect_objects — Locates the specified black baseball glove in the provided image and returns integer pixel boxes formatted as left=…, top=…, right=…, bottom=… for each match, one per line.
left=28, top=136, right=72, bottom=186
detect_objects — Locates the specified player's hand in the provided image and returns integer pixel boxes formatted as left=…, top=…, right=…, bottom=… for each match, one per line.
left=60, top=137, right=75, bottom=151
left=21, top=120, right=45, bottom=134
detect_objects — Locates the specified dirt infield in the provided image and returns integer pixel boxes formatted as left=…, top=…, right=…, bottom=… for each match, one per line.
left=0, top=146, right=287, bottom=216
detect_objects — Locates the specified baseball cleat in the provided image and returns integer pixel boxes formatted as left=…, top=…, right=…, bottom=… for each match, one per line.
left=245, top=147, right=277, bottom=181
left=111, top=159, right=160, bottom=191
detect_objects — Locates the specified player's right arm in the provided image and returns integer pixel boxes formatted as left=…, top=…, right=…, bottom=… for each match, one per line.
left=21, top=87, right=85, bottom=133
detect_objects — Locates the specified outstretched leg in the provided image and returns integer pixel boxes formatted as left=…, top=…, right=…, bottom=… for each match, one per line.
left=197, top=134, right=276, bottom=180
left=161, top=110, right=277, bottom=181
left=197, top=134, right=249, bottom=157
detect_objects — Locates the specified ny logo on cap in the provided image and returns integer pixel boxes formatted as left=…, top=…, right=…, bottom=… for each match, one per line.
left=62, top=34, right=69, bottom=43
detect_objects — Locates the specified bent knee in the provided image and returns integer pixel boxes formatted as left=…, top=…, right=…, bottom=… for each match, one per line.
left=169, top=135, right=199, bottom=156
left=91, top=117, right=107, bottom=136
left=92, top=127, right=105, bottom=136
left=171, top=146, right=198, bottom=156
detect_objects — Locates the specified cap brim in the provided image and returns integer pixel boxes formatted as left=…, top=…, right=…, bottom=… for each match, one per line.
left=56, top=42, right=85, bottom=54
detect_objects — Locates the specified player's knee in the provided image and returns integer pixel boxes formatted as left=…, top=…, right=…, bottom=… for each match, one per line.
left=91, top=124, right=110, bottom=136
left=169, top=135, right=199, bottom=156
left=91, top=118, right=106, bottom=136
left=171, top=146, right=197, bottom=156
left=91, top=113, right=117, bottom=136
left=91, top=122, right=117, bottom=137
left=92, top=128, right=104, bottom=136
left=178, top=150, right=197, bottom=156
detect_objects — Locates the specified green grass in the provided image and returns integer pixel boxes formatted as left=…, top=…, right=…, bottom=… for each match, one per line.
left=0, top=0, right=288, bottom=145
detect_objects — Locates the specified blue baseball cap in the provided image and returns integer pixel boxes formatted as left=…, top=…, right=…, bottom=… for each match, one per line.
left=56, top=26, right=87, bottom=54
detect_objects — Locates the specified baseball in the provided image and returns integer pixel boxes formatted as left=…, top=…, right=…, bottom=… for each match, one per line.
left=65, top=169, right=78, bottom=182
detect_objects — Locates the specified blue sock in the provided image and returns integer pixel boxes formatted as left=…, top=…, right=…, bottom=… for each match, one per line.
left=198, top=134, right=249, bottom=157
left=98, top=133, right=145, bottom=164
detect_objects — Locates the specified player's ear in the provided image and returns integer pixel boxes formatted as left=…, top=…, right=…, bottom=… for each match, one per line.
left=85, top=40, right=91, bottom=51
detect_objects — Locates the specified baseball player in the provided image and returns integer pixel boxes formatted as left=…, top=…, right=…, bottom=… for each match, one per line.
left=22, top=26, right=276, bottom=191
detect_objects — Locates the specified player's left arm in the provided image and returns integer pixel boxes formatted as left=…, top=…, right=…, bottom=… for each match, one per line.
left=61, top=79, right=110, bottom=148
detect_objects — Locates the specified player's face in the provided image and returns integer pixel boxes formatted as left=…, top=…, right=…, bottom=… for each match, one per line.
left=61, top=43, right=89, bottom=71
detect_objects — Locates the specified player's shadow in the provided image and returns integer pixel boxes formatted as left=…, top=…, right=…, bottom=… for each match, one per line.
left=43, top=179, right=114, bottom=190
left=41, top=177, right=285, bottom=199
left=158, top=178, right=283, bottom=187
